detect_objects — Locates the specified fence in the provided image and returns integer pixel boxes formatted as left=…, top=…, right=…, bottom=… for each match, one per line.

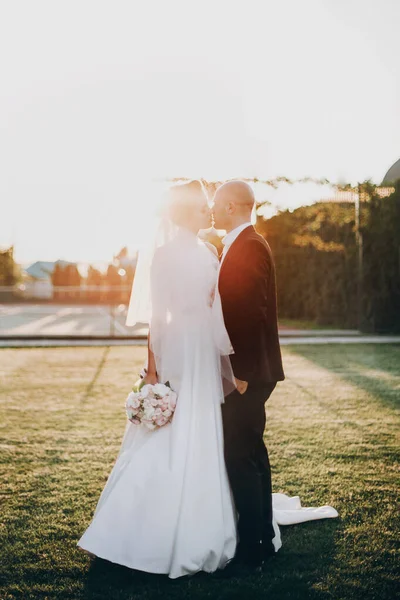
left=0, top=285, right=144, bottom=338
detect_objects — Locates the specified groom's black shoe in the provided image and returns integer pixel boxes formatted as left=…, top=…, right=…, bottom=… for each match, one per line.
left=261, top=540, right=276, bottom=560
left=239, top=542, right=264, bottom=568
left=234, top=541, right=264, bottom=571
left=216, top=556, right=243, bottom=579
left=216, top=543, right=264, bottom=579
left=217, top=558, right=263, bottom=579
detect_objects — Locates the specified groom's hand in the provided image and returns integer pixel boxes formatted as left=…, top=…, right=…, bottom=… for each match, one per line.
left=234, top=378, right=248, bottom=395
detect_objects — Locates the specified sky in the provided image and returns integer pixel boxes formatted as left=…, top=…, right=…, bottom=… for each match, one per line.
left=1, top=0, right=399, bottom=264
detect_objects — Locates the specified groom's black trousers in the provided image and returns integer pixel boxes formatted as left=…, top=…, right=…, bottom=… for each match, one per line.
left=221, top=382, right=276, bottom=551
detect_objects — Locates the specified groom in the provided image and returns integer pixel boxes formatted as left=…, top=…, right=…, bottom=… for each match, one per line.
left=213, top=180, right=285, bottom=569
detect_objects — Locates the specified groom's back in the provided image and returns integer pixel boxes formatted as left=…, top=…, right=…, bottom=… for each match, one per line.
left=218, top=226, right=285, bottom=384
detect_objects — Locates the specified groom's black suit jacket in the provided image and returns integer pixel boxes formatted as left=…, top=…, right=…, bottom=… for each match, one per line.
left=218, top=225, right=285, bottom=384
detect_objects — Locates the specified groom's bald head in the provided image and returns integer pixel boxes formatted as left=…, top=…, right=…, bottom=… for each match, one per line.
left=212, top=180, right=255, bottom=231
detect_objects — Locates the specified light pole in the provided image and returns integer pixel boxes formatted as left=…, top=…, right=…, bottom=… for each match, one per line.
left=355, top=184, right=363, bottom=331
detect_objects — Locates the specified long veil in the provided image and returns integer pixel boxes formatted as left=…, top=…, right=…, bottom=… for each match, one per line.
left=125, top=213, right=178, bottom=328
left=125, top=181, right=236, bottom=398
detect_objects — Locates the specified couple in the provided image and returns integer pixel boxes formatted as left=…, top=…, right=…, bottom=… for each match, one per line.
left=77, top=180, right=337, bottom=578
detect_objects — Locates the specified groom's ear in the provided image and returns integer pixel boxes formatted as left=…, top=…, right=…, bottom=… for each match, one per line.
left=226, top=201, right=235, bottom=215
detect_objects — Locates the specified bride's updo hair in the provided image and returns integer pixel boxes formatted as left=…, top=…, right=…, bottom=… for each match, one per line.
left=167, top=180, right=207, bottom=227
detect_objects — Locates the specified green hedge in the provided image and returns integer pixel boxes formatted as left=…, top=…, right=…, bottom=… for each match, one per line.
left=273, top=246, right=358, bottom=327
left=257, top=184, right=400, bottom=332
left=361, top=183, right=400, bottom=333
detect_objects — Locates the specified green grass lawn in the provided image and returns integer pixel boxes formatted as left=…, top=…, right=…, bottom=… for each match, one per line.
left=1, top=345, right=399, bottom=600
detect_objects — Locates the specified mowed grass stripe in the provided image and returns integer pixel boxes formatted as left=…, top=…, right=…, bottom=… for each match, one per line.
left=0, top=345, right=399, bottom=600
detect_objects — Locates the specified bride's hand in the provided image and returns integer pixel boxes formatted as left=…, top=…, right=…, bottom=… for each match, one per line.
left=144, top=371, right=158, bottom=385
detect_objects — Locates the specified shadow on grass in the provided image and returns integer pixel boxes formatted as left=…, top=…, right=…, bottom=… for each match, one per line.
left=81, top=519, right=340, bottom=600
left=81, top=346, right=111, bottom=403
left=289, top=344, right=400, bottom=410
left=83, top=558, right=167, bottom=598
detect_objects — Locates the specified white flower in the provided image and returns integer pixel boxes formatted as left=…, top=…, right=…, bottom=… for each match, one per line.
left=142, top=397, right=152, bottom=410
left=168, top=392, right=177, bottom=410
left=126, top=391, right=141, bottom=408
left=126, top=391, right=134, bottom=405
left=127, top=394, right=141, bottom=409
left=143, top=406, right=155, bottom=419
left=140, top=384, right=152, bottom=399
left=153, top=383, right=169, bottom=397
left=126, top=407, right=139, bottom=420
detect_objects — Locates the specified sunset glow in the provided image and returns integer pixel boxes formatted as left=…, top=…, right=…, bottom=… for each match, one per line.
left=1, top=0, right=399, bottom=263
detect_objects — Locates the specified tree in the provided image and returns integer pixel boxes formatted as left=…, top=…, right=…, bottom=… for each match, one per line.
left=361, top=182, right=400, bottom=332
left=106, top=264, right=122, bottom=304
left=255, top=202, right=358, bottom=327
left=0, top=246, right=18, bottom=286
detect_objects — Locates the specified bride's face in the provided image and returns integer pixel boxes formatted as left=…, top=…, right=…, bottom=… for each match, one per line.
left=169, top=185, right=211, bottom=232
left=212, top=188, right=230, bottom=230
left=190, top=197, right=212, bottom=231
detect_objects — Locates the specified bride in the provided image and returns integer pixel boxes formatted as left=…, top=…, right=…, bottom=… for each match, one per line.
left=77, top=180, right=337, bottom=579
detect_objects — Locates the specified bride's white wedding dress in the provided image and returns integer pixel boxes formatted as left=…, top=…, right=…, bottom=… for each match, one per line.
left=77, top=228, right=338, bottom=579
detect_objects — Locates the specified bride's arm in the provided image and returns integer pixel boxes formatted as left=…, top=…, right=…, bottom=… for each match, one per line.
left=145, top=251, right=161, bottom=384
left=144, top=246, right=166, bottom=385
left=145, top=333, right=158, bottom=384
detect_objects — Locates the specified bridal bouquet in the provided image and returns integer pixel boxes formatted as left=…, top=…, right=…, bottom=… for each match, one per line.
left=125, top=376, right=177, bottom=431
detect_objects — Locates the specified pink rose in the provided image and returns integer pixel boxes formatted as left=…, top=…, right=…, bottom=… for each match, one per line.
left=168, top=393, right=177, bottom=410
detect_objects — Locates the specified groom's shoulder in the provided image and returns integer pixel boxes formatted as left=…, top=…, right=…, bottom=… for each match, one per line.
left=239, top=230, right=276, bottom=271
left=243, top=228, right=271, bottom=253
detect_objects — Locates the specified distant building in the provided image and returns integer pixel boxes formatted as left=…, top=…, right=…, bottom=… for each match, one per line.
left=21, top=260, right=75, bottom=299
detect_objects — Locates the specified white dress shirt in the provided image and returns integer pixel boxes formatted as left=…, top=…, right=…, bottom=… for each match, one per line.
left=220, top=222, right=253, bottom=264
